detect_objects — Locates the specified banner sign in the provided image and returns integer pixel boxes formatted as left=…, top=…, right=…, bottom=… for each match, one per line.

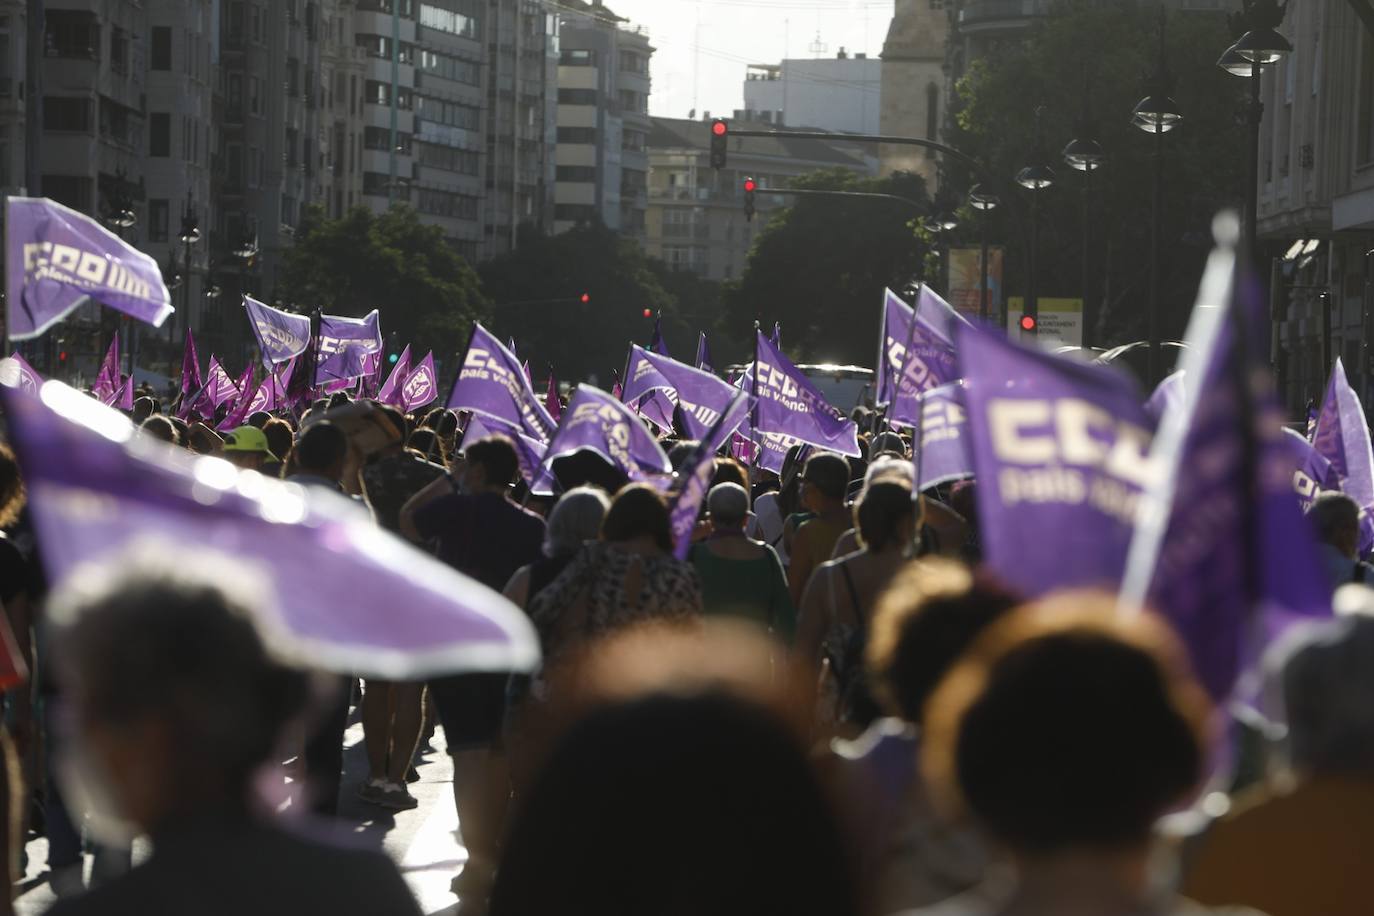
left=245, top=297, right=312, bottom=366
left=315, top=310, right=383, bottom=383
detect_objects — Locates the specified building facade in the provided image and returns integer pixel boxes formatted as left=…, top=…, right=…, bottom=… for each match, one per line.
left=878, top=0, right=948, bottom=185
left=741, top=52, right=881, bottom=135
left=644, top=116, right=872, bottom=282
left=553, top=0, right=653, bottom=239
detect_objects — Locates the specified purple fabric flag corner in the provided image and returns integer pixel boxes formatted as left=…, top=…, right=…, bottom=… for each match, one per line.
left=245, top=296, right=312, bottom=366
left=216, top=365, right=257, bottom=430
left=669, top=390, right=752, bottom=559
left=6, top=197, right=173, bottom=340
left=650, top=317, right=670, bottom=357
left=181, top=327, right=203, bottom=398
left=401, top=352, right=438, bottom=413
left=0, top=354, right=43, bottom=397
left=101, top=374, right=134, bottom=411
left=1120, top=216, right=1331, bottom=704
left=0, top=378, right=540, bottom=680
left=611, top=369, right=623, bottom=402
left=957, top=320, right=1155, bottom=598
left=531, top=384, right=672, bottom=496
left=695, top=332, right=713, bottom=373
left=93, top=337, right=120, bottom=402
left=624, top=345, right=745, bottom=444
left=376, top=345, right=413, bottom=407
left=915, top=382, right=974, bottom=490
left=1311, top=357, right=1374, bottom=552
left=448, top=323, right=557, bottom=445
left=876, top=288, right=913, bottom=407
left=1283, top=427, right=1338, bottom=513
left=752, top=331, right=860, bottom=457
left=875, top=288, right=960, bottom=426
left=544, top=370, right=562, bottom=422
left=314, top=311, right=382, bottom=384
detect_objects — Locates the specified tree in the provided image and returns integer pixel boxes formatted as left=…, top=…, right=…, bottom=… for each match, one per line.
left=946, top=2, right=1247, bottom=351
left=478, top=224, right=679, bottom=382
left=721, top=168, right=931, bottom=366
left=279, top=205, right=490, bottom=363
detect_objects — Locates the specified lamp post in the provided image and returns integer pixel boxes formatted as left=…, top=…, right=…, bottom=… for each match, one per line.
left=1016, top=107, right=1055, bottom=330
left=1131, top=6, right=1182, bottom=387
left=1063, top=84, right=1105, bottom=350
left=167, top=203, right=200, bottom=379
left=969, top=184, right=1000, bottom=325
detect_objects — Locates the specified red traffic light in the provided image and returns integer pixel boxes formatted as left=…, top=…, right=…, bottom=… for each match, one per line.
left=642, top=308, right=653, bottom=318
left=58, top=351, right=68, bottom=362
left=743, top=178, right=757, bottom=193
left=712, top=120, right=728, bottom=136
left=580, top=293, right=591, bottom=303
left=1019, top=314, right=1037, bottom=332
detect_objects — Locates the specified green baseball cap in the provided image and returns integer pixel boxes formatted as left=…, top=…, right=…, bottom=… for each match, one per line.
left=222, top=426, right=272, bottom=454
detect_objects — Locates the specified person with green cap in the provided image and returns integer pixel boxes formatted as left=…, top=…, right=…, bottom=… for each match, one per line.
left=220, top=426, right=274, bottom=473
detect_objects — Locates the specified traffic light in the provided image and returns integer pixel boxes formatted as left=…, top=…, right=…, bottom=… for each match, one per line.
left=642, top=308, right=653, bottom=318
left=58, top=351, right=68, bottom=364
left=388, top=352, right=400, bottom=365
left=709, top=118, right=728, bottom=169
left=743, top=177, right=757, bottom=222
left=580, top=293, right=591, bottom=304
left=1019, top=314, right=1037, bottom=333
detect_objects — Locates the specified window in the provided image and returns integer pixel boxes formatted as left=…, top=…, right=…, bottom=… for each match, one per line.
left=617, top=90, right=645, bottom=114
left=1360, top=45, right=1374, bottom=165
left=99, top=98, right=138, bottom=149
left=623, top=130, right=646, bottom=152
left=148, top=200, right=169, bottom=242
left=43, top=96, right=91, bottom=132
left=560, top=49, right=595, bottom=66
left=286, top=128, right=299, bottom=167
left=557, top=126, right=596, bottom=144
left=415, top=95, right=476, bottom=128
left=362, top=171, right=409, bottom=199
left=418, top=49, right=480, bottom=85
left=364, top=126, right=413, bottom=154
left=366, top=81, right=414, bottom=109
left=554, top=203, right=597, bottom=223
left=357, top=34, right=415, bottom=64
left=416, top=187, right=478, bottom=219
left=225, top=1, right=244, bottom=43
left=619, top=51, right=646, bottom=74
left=248, top=147, right=263, bottom=187
left=248, top=76, right=262, bottom=115
left=151, top=26, right=172, bottom=70
left=925, top=82, right=939, bottom=153
left=41, top=175, right=91, bottom=212
left=109, top=27, right=128, bottom=74
left=250, top=3, right=264, bottom=43
left=556, top=165, right=596, bottom=182
left=226, top=143, right=243, bottom=188
left=357, top=0, right=414, bottom=14
left=416, top=142, right=479, bottom=175
left=45, top=10, right=98, bottom=59
left=149, top=112, right=170, bottom=156
left=418, top=3, right=480, bottom=39
left=558, top=88, right=597, bottom=106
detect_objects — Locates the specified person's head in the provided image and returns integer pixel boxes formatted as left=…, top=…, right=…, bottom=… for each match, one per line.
left=800, top=453, right=849, bottom=512
left=48, top=549, right=310, bottom=833
left=711, top=457, right=748, bottom=493
left=544, top=487, right=612, bottom=558
left=167, top=416, right=191, bottom=449
left=551, top=448, right=628, bottom=495
left=139, top=415, right=179, bottom=447
left=867, top=559, right=1019, bottom=725
left=327, top=391, right=351, bottom=409
left=601, top=484, right=673, bottom=552
left=131, top=396, right=158, bottom=425
left=406, top=427, right=447, bottom=465
left=869, top=431, right=907, bottom=461
left=246, top=411, right=271, bottom=430
left=1308, top=492, right=1361, bottom=559
left=489, top=690, right=859, bottom=916
left=707, top=482, right=751, bottom=532
left=261, top=418, right=294, bottom=465
left=667, top=440, right=702, bottom=473
left=220, top=425, right=274, bottom=471
left=461, top=435, right=520, bottom=492
left=1268, top=614, right=1374, bottom=775
left=922, top=595, right=1211, bottom=856
left=0, top=441, right=25, bottom=530
left=854, top=479, right=915, bottom=552
left=294, top=421, right=349, bottom=481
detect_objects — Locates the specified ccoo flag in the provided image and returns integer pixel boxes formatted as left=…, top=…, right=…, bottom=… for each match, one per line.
left=315, top=311, right=383, bottom=384
left=0, top=354, right=43, bottom=397
left=1120, top=214, right=1330, bottom=704
left=624, top=345, right=745, bottom=443
left=0, top=379, right=539, bottom=680
left=753, top=331, right=860, bottom=457
left=376, top=345, right=413, bottom=408
left=460, top=413, right=549, bottom=487
left=669, top=390, right=753, bottom=559
left=180, top=327, right=203, bottom=398
left=245, top=296, right=312, bottom=366
left=401, top=351, right=439, bottom=413
left=1311, top=357, right=1374, bottom=553
left=958, top=320, right=1157, bottom=598
left=532, top=384, right=672, bottom=496
left=448, top=323, right=557, bottom=443
left=1283, top=427, right=1338, bottom=514
left=915, top=382, right=975, bottom=490
left=6, top=197, right=172, bottom=340
left=93, top=337, right=121, bottom=403
left=886, top=288, right=964, bottom=428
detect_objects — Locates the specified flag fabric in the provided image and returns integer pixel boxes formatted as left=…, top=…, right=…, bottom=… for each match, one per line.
left=0, top=353, right=43, bottom=396
left=315, top=311, right=383, bottom=384
left=1305, top=401, right=1318, bottom=441
left=669, top=390, right=753, bottom=559
left=695, top=332, right=713, bottom=373
left=650, top=317, right=670, bottom=356
left=636, top=392, right=677, bottom=434
left=101, top=374, right=134, bottom=411
left=360, top=351, right=383, bottom=398
left=544, top=370, right=561, bottom=422
left=915, top=382, right=975, bottom=490
left=887, top=290, right=962, bottom=428
left=876, top=289, right=912, bottom=407
left=93, top=337, right=121, bottom=403
left=1120, top=219, right=1330, bottom=704
left=770, top=322, right=781, bottom=347
left=204, top=358, right=243, bottom=408
left=460, top=413, right=550, bottom=488
left=401, top=352, right=438, bottom=413
left=181, top=328, right=203, bottom=397
left=1145, top=370, right=1187, bottom=425
left=376, top=345, right=413, bottom=407
left=244, top=296, right=312, bottom=366
left=1283, top=427, right=1337, bottom=513
left=6, top=197, right=173, bottom=340
left=1311, top=357, right=1374, bottom=553
left=624, top=345, right=744, bottom=443
left=447, top=323, right=557, bottom=444
left=752, top=331, right=860, bottom=457
left=532, top=385, right=672, bottom=496
left=611, top=369, right=623, bottom=402
left=730, top=363, right=798, bottom=474
left=0, top=378, right=539, bottom=680
left=958, top=320, right=1156, bottom=598
left=216, top=365, right=257, bottom=431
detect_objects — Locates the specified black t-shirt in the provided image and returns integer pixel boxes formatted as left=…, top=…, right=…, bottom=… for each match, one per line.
left=413, top=491, right=546, bottom=591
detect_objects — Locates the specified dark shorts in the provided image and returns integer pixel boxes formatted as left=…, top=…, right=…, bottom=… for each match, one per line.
left=428, top=671, right=509, bottom=751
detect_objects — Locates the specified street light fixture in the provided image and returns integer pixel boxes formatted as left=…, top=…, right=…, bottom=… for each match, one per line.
left=1017, top=107, right=1055, bottom=329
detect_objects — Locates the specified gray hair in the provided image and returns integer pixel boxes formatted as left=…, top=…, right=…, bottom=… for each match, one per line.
left=707, top=482, right=750, bottom=527
left=544, top=486, right=611, bottom=557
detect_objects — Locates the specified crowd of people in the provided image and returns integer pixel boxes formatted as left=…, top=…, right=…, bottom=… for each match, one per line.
left=0, top=382, right=1369, bottom=916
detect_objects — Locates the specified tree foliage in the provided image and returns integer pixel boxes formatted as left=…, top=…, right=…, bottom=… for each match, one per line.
left=722, top=168, right=931, bottom=367
left=279, top=205, right=490, bottom=363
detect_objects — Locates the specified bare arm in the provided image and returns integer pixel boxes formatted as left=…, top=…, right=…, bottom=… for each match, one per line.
left=795, top=565, right=831, bottom=667
left=787, top=525, right=815, bottom=606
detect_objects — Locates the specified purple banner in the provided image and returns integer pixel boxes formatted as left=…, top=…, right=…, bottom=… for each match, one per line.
left=1121, top=223, right=1330, bottom=703
left=93, top=337, right=120, bottom=403
left=216, top=365, right=257, bottom=431
left=1312, top=357, right=1374, bottom=553
left=376, top=345, right=413, bottom=408
left=669, top=392, right=751, bottom=560
left=101, top=375, right=134, bottom=411
left=181, top=327, right=203, bottom=398
left=958, top=320, right=1155, bottom=597
left=315, top=310, right=382, bottom=384
left=544, top=370, right=561, bottom=422
left=916, top=382, right=974, bottom=490
left=6, top=197, right=173, bottom=340
left=460, top=413, right=548, bottom=487
left=448, top=323, right=557, bottom=444
left=245, top=296, right=312, bottom=366
left=887, top=289, right=962, bottom=428
left=624, top=345, right=745, bottom=443
left=401, top=351, right=438, bottom=413
left=0, top=353, right=43, bottom=396
left=1283, top=427, right=1338, bottom=513
left=753, top=331, right=860, bottom=457
left=532, top=384, right=672, bottom=496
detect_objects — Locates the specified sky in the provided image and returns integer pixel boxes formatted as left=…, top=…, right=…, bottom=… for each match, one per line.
left=590, top=0, right=896, bottom=120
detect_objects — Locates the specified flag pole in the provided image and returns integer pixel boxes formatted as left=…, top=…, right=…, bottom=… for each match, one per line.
left=750, top=320, right=761, bottom=484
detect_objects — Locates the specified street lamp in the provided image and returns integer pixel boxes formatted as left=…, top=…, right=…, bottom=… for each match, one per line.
left=1016, top=107, right=1055, bottom=329
left=1064, top=85, right=1105, bottom=349
left=968, top=183, right=1000, bottom=325
left=168, top=203, right=200, bottom=377
left=1131, top=6, right=1181, bottom=386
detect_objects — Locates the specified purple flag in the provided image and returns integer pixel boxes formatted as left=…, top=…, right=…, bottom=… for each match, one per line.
left=730, top=364, right=798, bottom=474
left=544, top=370, right=562, bottom=422
left=915, top=382, right=974, bottom=490
left=204, top=357, right=242, bottom=408
left=753, top=331, right=860, bottom=457
left=0, top=353, right=43, bottom=397
left=101, top=374, right=134, bottom=411
left=93, top=337, right=120, bottom=402
left=695, top=332, right=713, bottom=373
left=885, top=288, right=962, bottom=428
left=0, top=378, right=538, bottom=679
left=522, top=360, right=532, bottom=384
left=376, top=345, right=413, bottom=407
left=650, top=317, right=670, bottom=356
left=245, top=296, right=312, bottom=366
left=531, top=385, right=672, bottom=496
left=611, top=369, right=623, bottom=402
left=624, top=345, right=744, bottom=443
left=958, top=320, right=1156, bottom=597
left=448, top=323, right=557, bottom=444
left=1145, top=370, right=1187, bottom=425
left=669, top=390, right=753, bottom=559
left=1120, top=217, right=1330, bottom=704
left=6, top=197, right=173, bottom=340
left=360, top=351, right=383, bottom=398
left=315, top=311, right=382, bottom=384
left=1305, top=401, right=1318, bottom=440
left=459, top=413, right=548, bottom=487
left=180, top=327, right=203, bottom=398
left=1312, top=357, right=1374, bottom=552
left=401, top=352, right=438, bottom=413
left=1283, top=427, right=1338, bottom=513
left=216, top=365, right=257, bottom=431
left=636, top=392, right=677, bottom=434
